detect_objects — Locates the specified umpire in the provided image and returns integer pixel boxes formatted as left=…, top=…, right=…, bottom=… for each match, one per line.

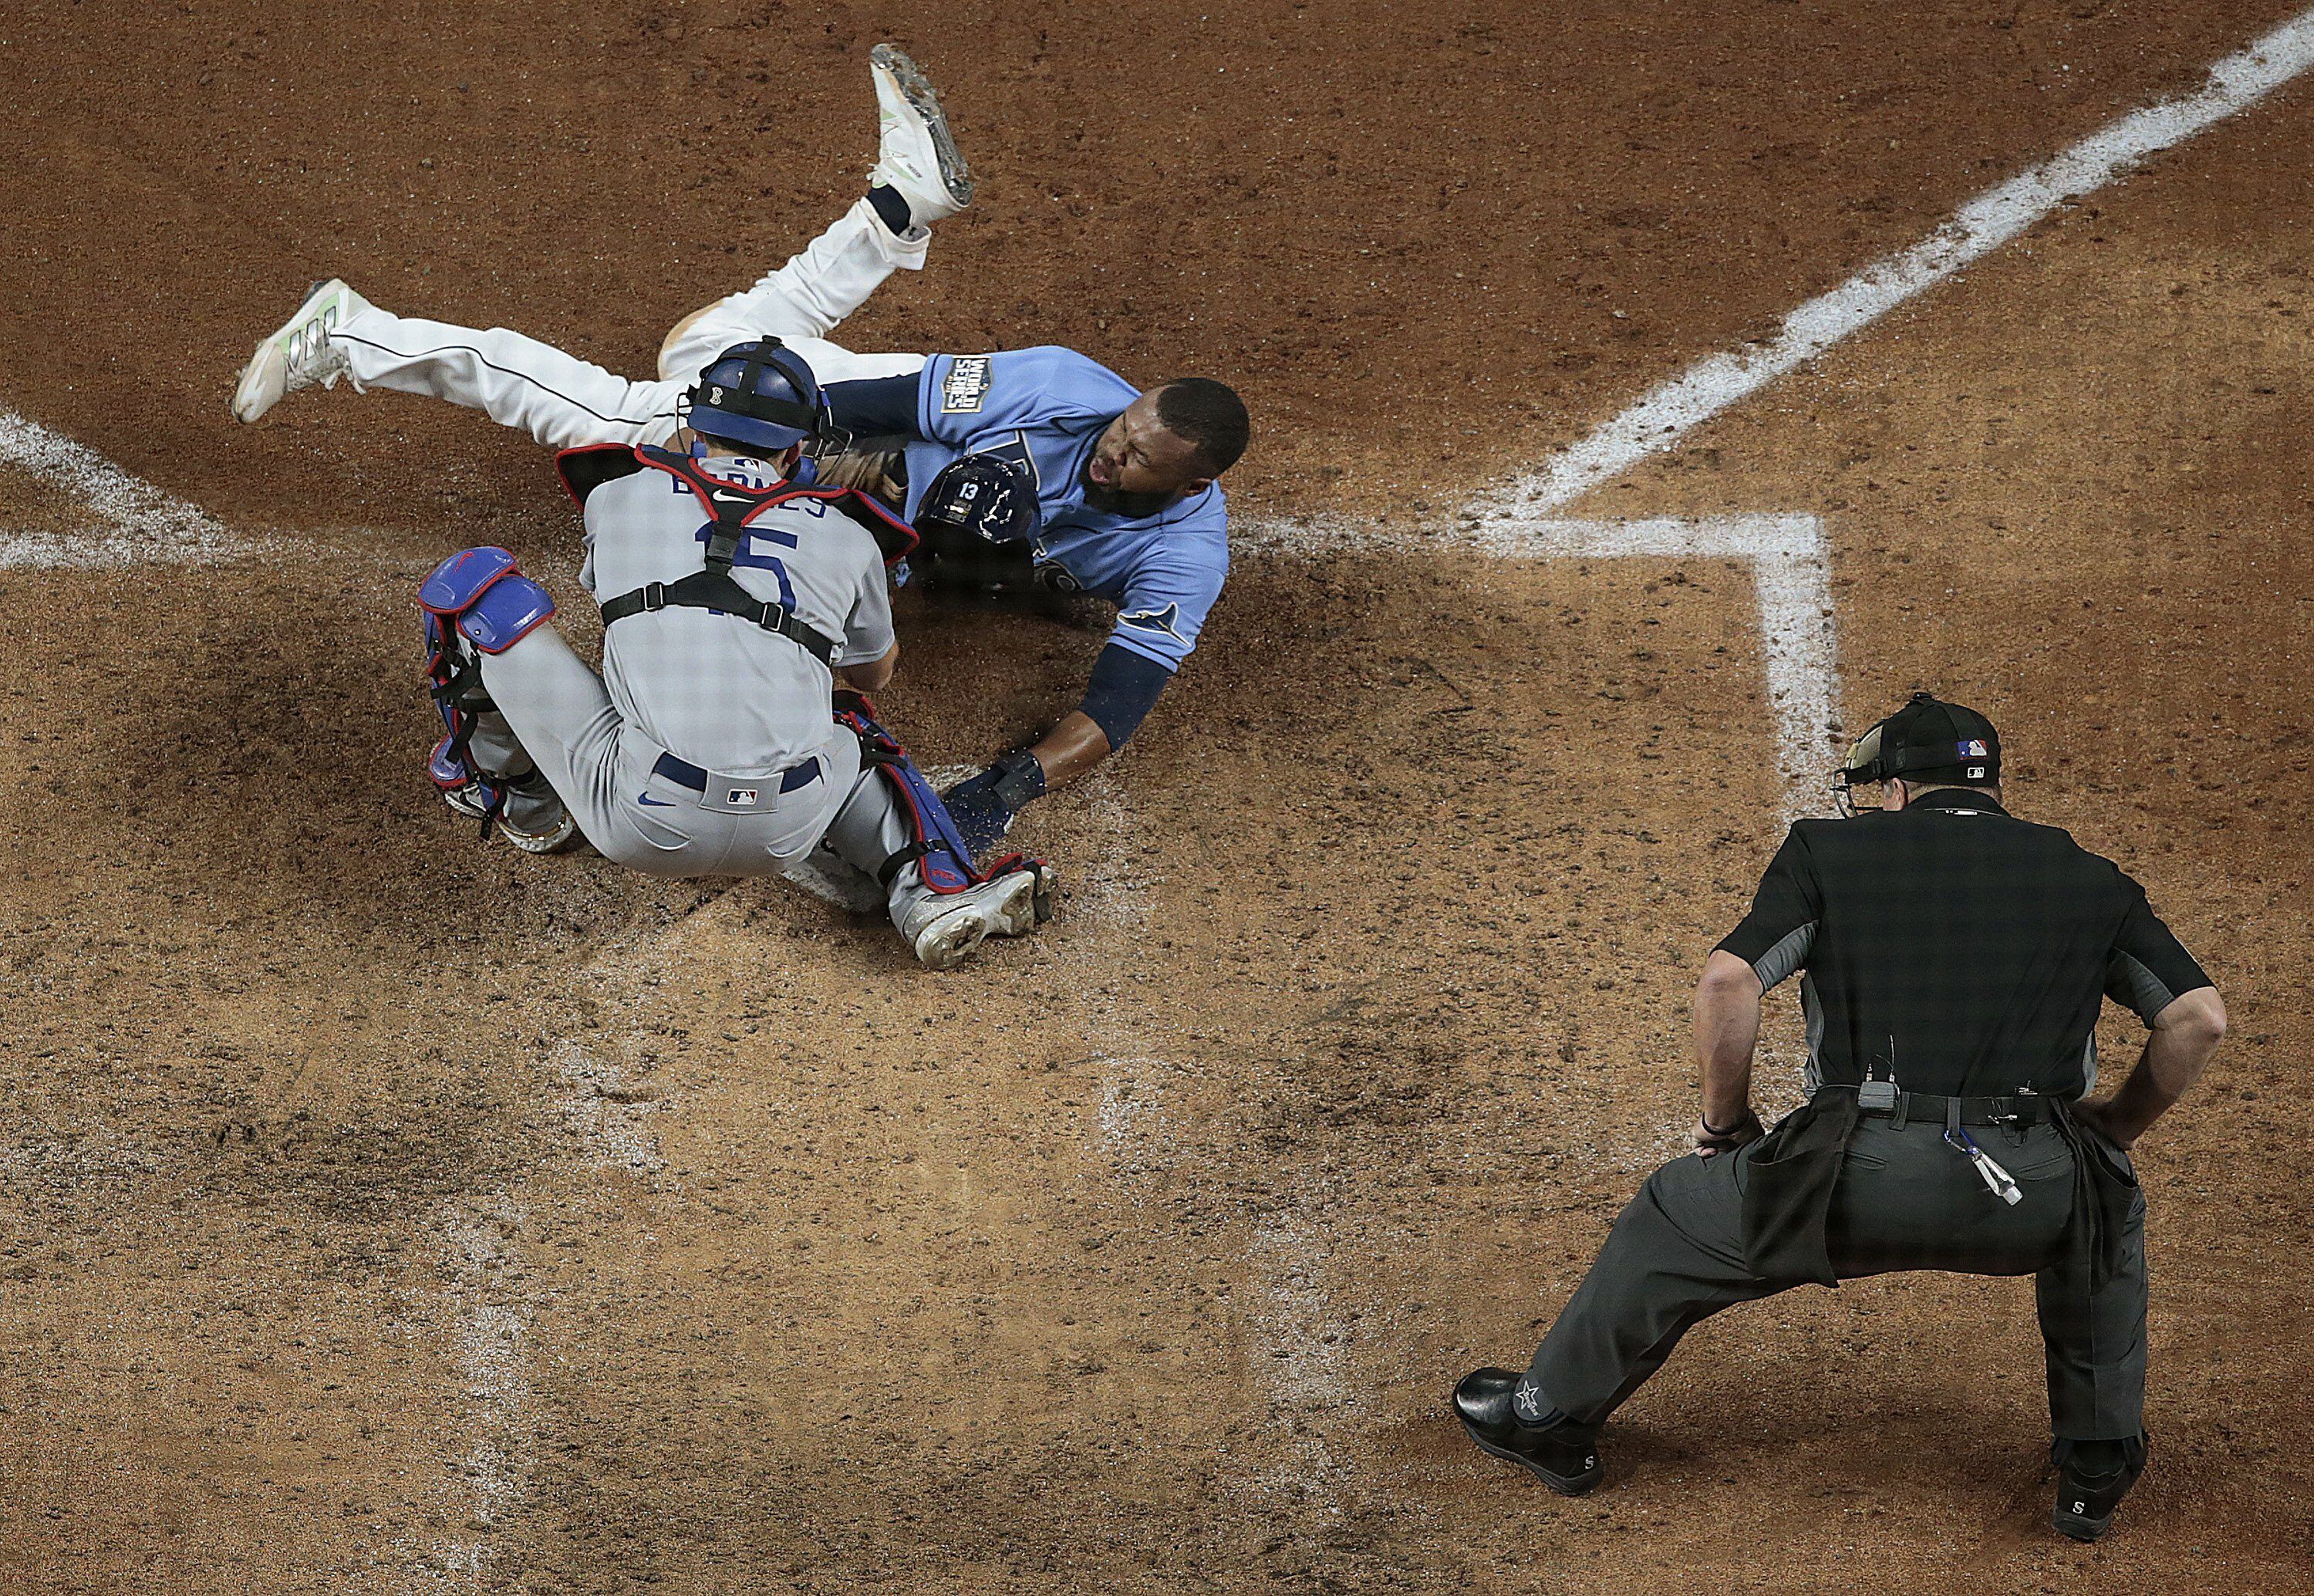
left=1453, top=692, right=2226, bottom=1542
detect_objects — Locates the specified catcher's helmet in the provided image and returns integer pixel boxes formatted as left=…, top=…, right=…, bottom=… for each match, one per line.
left=1833, top=691, right=2001, bottom=813
left=683, top=339, right=836, bottom=456
left=917, top=453, right=1038, bottom=546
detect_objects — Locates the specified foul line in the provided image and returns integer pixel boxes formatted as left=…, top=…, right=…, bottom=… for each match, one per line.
left=1496, top=7, right=2314, bottom=515
left=0, top=410, right=245, bottom=569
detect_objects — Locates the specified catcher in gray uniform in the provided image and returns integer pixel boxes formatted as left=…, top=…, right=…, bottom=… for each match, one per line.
left=420, top=337, right=1050, bottom=969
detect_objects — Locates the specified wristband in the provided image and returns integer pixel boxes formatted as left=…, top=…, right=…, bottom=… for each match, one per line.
left=987, top=748, right=1047, bottom=811
left=1701, top=1107, right=1762, bottom=1141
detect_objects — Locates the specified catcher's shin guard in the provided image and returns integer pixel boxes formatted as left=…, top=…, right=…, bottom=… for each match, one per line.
left=835, top=692, right=1051, bottom=912
left=418, top=547, right=557, bottom=837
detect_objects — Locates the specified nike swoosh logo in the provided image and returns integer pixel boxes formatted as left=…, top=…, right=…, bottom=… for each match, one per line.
left=637, top=793, right=677, bottom=807
left=710, top=490, right=754, bottom=504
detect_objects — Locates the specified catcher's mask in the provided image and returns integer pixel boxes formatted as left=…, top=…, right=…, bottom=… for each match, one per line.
left=681, top=339, right=849, bottom=461
left=917, top=453, right=1039, bottom=546
left=1833, top=691, right=2002, bottom=816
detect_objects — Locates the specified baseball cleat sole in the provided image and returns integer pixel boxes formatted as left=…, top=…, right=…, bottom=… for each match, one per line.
left=871, top=43, right=974, bottom=211
left=232, top=277, right=362, bottom=423
left=908, top=868, right=1044, bottom=970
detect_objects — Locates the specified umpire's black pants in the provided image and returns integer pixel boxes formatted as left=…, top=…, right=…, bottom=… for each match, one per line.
left=1523, top=1117, right=2148, bottom=1441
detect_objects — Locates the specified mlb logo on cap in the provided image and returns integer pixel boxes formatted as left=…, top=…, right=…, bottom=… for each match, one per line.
left=1959, top=739, right=1989, bottom=758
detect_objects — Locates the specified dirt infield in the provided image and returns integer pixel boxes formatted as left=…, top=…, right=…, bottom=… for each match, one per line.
left=2, top=3, right=2310, bottom=1592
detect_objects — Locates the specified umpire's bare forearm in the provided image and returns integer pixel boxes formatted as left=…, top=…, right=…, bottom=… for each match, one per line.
left=1694, top=950, right=1766, bottom=1129
left=2085, top=986, right=2228, bottom=1147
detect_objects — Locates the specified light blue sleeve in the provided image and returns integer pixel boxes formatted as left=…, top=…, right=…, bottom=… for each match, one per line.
left=917, top=347, right=1137, bottom=447
left=1106, top=538, right=1229, bottom=673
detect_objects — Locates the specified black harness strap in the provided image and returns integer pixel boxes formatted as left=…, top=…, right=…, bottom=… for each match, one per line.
left=598, top=576, right=841, bottom=663
left=875, top=842, right=932, bottom=889
left=597, top=447, right=843, bottom=665
left=844, top=710, right=925, bottom=885
left=423, top=652, right=509, bottom=840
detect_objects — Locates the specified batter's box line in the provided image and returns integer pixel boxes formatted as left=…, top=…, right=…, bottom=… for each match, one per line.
left=1242, top=511, right=1839, bottom=823
left=0, top=409, right=250, bottom=570
left=1483, top=514, right=1838, bottom=823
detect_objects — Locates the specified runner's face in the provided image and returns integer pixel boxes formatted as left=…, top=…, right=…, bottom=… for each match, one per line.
left=1085, top=391, right=1208, bottom=500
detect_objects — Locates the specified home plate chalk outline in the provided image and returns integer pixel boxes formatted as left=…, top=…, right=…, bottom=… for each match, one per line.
left=0, top=410, right=247, bottom=569
left=1486, top=515, right=1837, bottom=825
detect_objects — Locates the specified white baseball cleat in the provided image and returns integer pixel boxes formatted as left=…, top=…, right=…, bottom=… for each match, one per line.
left=902, top=865, right=1047, bottom=970
left=443, top=771, right=581, bottom=855
left=231, top=278, right=369, bottom=423
left=869, top=44, right=973, bottom=229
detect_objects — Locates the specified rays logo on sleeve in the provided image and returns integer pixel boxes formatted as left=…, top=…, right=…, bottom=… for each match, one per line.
left=1118, top=602, right=1191, bottom=646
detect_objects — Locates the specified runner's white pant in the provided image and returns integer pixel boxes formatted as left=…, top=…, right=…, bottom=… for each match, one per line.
left=331, top=197, right=929, bottom=449
left=467, top=625, right=936, bottom=929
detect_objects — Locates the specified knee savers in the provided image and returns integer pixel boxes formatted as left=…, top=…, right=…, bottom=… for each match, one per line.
left=836, top=693, right=1037, bottom=897
left=419, top=546, right=557, bottom=654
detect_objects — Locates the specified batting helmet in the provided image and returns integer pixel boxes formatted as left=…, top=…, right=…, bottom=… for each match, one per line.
left=917, top=453, right=1039, bottom=546
left=683, top=339, right=833, bottom=456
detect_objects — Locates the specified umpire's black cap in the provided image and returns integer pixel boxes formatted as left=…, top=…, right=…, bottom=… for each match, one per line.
left=1838, top=691, right=2002, bottom=791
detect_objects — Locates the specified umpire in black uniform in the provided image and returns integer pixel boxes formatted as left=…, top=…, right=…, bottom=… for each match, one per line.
left=1453, top=693, right=2227, bottom=1542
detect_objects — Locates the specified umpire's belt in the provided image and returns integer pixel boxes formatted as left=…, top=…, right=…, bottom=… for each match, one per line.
left=600, top=575, right=842, bottom=666
left=652, top=752, right=821, bottom=810
left=1857, top=1089, right=2048, bottom=1129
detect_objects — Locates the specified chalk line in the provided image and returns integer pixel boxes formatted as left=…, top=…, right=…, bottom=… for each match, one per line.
left=1241, top=512, right=1840, bottom=821
left=1481, top=515, right=1838, bottom=822
left=0, top=410, right=247, bottom=569
left=399, top=1201, right=535, bottom=1592
left=1243, top=1216, right=1353, bottom=1511
left=1499, top=7, right=2314, bottom=515
left=393, top=940, right=683, bottom=1591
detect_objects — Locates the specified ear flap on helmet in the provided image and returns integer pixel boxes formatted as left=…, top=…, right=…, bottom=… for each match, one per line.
left=1833, top=724, right=1888, bottom=817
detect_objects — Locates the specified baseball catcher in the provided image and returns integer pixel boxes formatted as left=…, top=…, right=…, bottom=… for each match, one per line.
left=420, top=337, right=1050, bottom=968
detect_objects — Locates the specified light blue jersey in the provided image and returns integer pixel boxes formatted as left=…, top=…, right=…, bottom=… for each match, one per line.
left=899, top=347, right=1230, bottom=673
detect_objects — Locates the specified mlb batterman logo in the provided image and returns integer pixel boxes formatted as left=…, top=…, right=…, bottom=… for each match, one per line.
left=730, top=788, right=760, bottom=808
left=1960, top=739, right=1990, bottom=757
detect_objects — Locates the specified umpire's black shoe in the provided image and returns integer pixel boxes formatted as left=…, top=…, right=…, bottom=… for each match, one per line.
left=1452, top=1368, right=1604, bottom=1496
left=2051, top=1436, right=2150, bottom=1543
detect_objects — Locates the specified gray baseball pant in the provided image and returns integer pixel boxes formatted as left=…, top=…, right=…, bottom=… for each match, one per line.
left=1523, top=1117, right=2149, bottom=1442
left=465, top=624, right=935, bottom=926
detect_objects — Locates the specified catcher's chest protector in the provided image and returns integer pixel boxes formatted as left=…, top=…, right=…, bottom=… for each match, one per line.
left=560, top=444, right=920, bottom=660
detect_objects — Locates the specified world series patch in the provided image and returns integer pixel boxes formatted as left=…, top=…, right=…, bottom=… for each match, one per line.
left=941, top=356, right=993, bottom=414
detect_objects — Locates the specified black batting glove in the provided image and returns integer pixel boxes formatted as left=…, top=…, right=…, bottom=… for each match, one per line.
left=941, top=749, right=1046, bottom=855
